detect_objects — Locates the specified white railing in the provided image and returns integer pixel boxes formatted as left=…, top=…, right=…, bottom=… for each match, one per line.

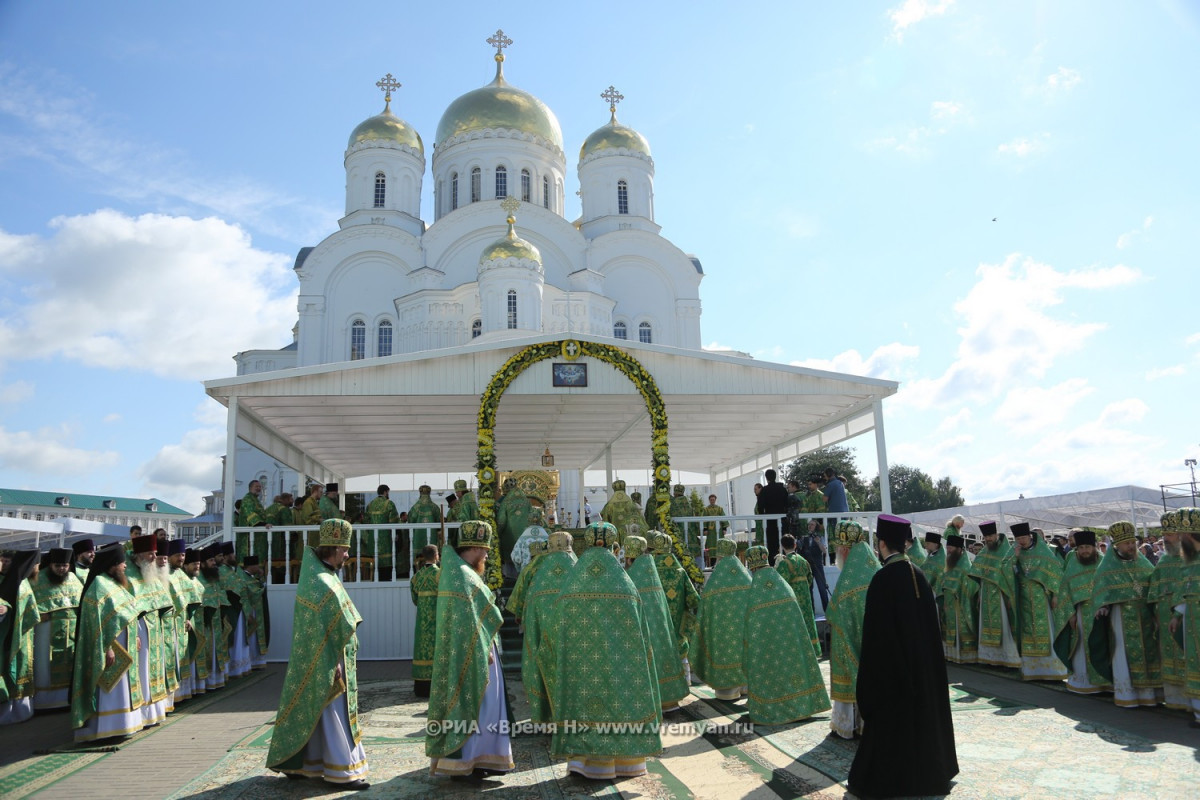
left=667, top=511, right=881, bottom=560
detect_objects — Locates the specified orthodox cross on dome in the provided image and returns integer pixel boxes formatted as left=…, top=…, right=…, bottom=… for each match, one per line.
left=375, top=73, right=401, bottom=105
left=601, top=85, right=624, bottom=120
left=500, top=194, right=521, bottom=224
left=487, top=29, right=513, bottom=60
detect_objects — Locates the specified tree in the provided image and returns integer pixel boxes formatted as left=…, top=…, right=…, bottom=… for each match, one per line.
left=865, top=464, right=966, bottom=514
left=783, top=446, right=867, bottom=507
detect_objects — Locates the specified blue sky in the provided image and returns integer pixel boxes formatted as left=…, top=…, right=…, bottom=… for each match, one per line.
left=1, top=0, right=1197, bottom=514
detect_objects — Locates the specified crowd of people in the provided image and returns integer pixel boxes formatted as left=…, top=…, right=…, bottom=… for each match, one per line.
left=0, top=530, right=268, bottom=740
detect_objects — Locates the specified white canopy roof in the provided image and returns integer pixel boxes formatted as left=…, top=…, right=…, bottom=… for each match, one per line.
left=904, top=485, right=1171, bottom=537
left=204, top=333, right=898, bottom=484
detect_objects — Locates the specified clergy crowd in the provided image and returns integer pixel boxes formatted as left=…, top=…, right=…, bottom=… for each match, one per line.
left=0, top=530, right=269, bottom=740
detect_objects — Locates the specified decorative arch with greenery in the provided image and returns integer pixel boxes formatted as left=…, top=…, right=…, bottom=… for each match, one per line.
left=474, top=339, right=704, bottom=589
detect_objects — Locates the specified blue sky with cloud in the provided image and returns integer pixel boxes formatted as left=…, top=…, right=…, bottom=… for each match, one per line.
left=1, top=1, right=1196, bottom=513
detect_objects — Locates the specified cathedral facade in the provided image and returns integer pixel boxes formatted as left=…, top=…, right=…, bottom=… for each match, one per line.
left=235, top=32, right=704, bottom=378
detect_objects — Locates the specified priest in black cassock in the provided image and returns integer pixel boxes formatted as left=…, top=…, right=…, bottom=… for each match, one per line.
left=847, top=514, right=958, bottom=799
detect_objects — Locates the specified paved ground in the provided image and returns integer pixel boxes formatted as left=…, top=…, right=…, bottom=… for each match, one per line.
left=1, top=658, right=1197, bottom=800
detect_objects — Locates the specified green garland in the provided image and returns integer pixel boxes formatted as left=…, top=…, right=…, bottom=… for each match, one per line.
left=476, top=339, right=704, bottom=590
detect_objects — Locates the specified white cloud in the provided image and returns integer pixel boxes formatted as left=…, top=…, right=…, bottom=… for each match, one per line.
left=1146, top=365, right=1185, bottom=380
left=138, top=426, right=225, bottom=512
left=868, top=101, right=968, bottom=158
left=904, top=254, right=1142, bottom=408
left=992, top=378, right=1094, bottom=432
left=0, top=425, right=120, bottom=475
left=930, top=100, right=963, bottom=120
left=102, top=412, right=122, bottom=424
left=1116, top=215, right=1154, bottom=249
left=0, top=379, right=34, bottom=404
left=0, top=210, right=296, bottom=380
left=1044, top=66, right=1082, bottom=93
left=888, top=0, right=956, bottom=42
left=998, top=134, right=1050, bottom=157
left=791, top=342, right=920, bottom=380
left=1188, top=333, right=1200, bottom=346
left=935, top=407, right=972, bottom=433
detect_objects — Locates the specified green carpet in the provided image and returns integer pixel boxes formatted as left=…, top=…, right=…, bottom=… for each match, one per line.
left=0, top=751, right=110, bottom=800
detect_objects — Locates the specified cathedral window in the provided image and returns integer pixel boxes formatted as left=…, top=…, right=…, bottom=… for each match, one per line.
left=495, top=165, right=507, bottom=198
left=373, top=172, right=386, bottom=208
left=377, top=320, right=393, bottom=357
left=521, top=169, right=531, bottom=202
left=507, top=290, right=518, bottom=330
left=613, top=321, right=627, bottom=340
left=543, top=176, right=550, bottom=209
left=472, top=319, right=482, bottom=339
left=638, top=322, right=653, bottom=344
left=451, top=173, right=459, bottom=211
left=617, top=180, right=629, bottom=214
left=471, top=167, right=481, bottom=203
left=350, top=319, right=366, bottom=360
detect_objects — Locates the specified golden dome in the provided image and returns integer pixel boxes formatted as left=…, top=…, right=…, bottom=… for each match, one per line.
left=348, top=101, right=424, bottom=155
left=480, top=210, right=542, bottom=265
left=436, top=57, right=563, bottom=150
left=580, top=114, right=651, bottom=160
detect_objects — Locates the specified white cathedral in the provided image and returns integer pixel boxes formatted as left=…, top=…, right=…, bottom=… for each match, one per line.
left=235, top=31, right=703, bottom=381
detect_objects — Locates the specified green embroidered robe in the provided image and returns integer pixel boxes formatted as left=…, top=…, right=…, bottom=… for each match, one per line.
left=236, top=491, right=268, bottom=564
left=906, top=540, right=927, bottom=566
left=364, top=495, right=401, bottom=571
left=264, top=502, right=295, bottom=564
left=969, top=537, right=1017, bottom=651
left=197, top=572, right=230, bottom=677
left=31, top=571, right=83, bottom=693
left=669, top=494, right=698, bottom=555
left=936, top=553, right=978, bottom=662
left=1007, top=537, right=1065, bottom=659
left=743, top=565, right=831, bottom=724
left=408, top=494, right=443, bottom=553
left=775, top=552, right=819, bottom=651
left=126, top=561, right=174, bottom=702
left=167, top=569, right=203, bottom=669
left=1089, top=548, right=1160, bottom=688
left=497, top=487, right=535, bottom=561
left=71, top=574, right=140, bottom=730
left=628, top=554, right=689, bottom=708
left=241, top=570, right=268, bottom=655
left=2, top=579, right=38, bottom=706
left=541, top=546, right=662, bottom=762
left=1149, top=551, right=1186, bottom=693
left=1053, top=553, right=1109, bottom=689
left=827, top=542, right=880, bottom=703
left=266, top=548, right=362, bottom=772
left=692, top=553, right=752, bottom=693
left=425, top=546, right=504, bottom=760
left=923, top=546, right=947, bottom=594
left=654, top=552, right=699, bottom=660
left=1182, top=556, right=1200, bottom=705
left=409, top=564, right=440, bottom=682
left=521, top=550, right=576, bottom=723
left=699, top=505, right=728, bottom=559
left=506, top=554, right=545, bottom=622
left=600, top=490, right=641, bottom=546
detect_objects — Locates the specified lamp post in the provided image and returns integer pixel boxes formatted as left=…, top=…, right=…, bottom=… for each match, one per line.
left=1186, top=458, right=1197, bottom=504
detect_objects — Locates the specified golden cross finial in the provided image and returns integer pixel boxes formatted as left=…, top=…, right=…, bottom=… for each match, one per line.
left=601, top=85, right=624, bottom=114
left=487, top=29, right=513, bottom=60
left=375, top=73, right=401, bottom=104
left=500, top=195, right=521, bottom=217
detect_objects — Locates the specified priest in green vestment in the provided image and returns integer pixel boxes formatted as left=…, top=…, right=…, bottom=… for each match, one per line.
left=30, top=548, right=83, bottom=710
left=1172, top=509, right=1200, bottom=724
left=71, top=539, right=96, bottom=582
left=409, top=545, right=440, bottom=699
left=217, top=542, right=252, bottom=679
left=541, top=521, right=662, bottom=780
left=71, top=543, right=144, bottom=741
left=448, top=479, right=480, bottom=526
left=125, top=533, right=170, bottom=725
left=408, top=484, right=443, bottom=554
left=774, top=534, right=819, bottom=653
left=1052, top=530, right=1110, bottom=694
left=1152, top=511, right=1189, bottom=710
left=168, top=546, right=204, bottom=702
left=496, top=478, right=536, bottom=570
left=693, top=537, right=752, bottom=700
left=1090, top=521, right=1161, bottom=708
left=264, top=492, right=294, bottom=583
left=0, top=551, right=38, bottom=725
left=365, top=484, right=402, bottom=581
left=427, top=520, right=514, bottom=778
left=196, top=545, right=230, bottom=690
left=1006, top=522, right=1068, bottom=681
left=522, top=531, right=576, bottom=723
left=267, top=519, right=368, bottom=788
left=240, top=557, right=269, bottom=670
left=319, top=483, right=344, bottom=522
left=969, top=521, right=1020, bottom=668
left=698, top=495, right=728, bottom=568
left=742, top=545, right=831, bottom=725
left=601, top=479, right=641, bottom=547
left=650, top=530, right=699, bottom=682
left=235, top=480, right=269, bottom=567
left=922, top=531, right=947, bottom=593
left=625, top=535, right=689, bottom=711
left=668, top=485, right=698, bottom=558
left=937, top=533, right=978, bottom=663
left=508, top=541, right=548, bottom=623
left=826, top=521, right=879, bottom=738
left=905, top=531, right=927, bottom=566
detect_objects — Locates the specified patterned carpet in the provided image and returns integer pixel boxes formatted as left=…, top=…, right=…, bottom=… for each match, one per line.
left=166, top=663, right=1200, bottom=800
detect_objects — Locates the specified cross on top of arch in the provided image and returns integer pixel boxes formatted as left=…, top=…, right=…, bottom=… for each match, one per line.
left=487, top=29, right=513, bottom=57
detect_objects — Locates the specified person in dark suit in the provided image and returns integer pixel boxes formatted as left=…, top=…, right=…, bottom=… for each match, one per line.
left=755, top=469, right=789, bottom=561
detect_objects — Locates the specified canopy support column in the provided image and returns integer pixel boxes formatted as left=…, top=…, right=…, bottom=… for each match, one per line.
left=873, top=399, right=892, bottom=514
left=222, top=396, right=239, bottom=541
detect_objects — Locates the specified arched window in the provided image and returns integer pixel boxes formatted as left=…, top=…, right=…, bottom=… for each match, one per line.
left=507, top=290, right=518, bottom=330
left=617, top=180, right=629, bottom=214
left=495, top=165, right=507, bottom=198
left=521, top=169, right=531, bottom=202
left=613, top=321, right=627, bottom=340
left=543, top=176, right=550, bottom=209
left=471, top=167, right=481, bottom=203
left=377, top=320, right=393, bottom=357
left=451, top=173, right=459, bottom=211
left=471, top=319, right=482, bottom=339
left=373, top=172, right=386, bottom=208
left=350, top=319, right=366, bottom=360
left=638, top=322, right=652, bottom=344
